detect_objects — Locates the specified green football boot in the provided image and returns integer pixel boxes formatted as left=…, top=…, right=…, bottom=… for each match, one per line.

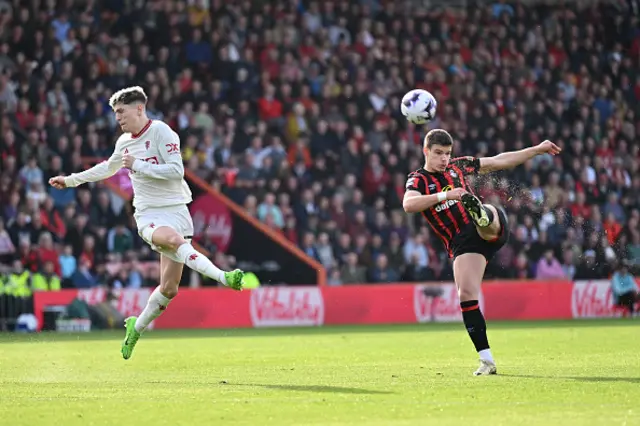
left=121, top=316, right=141, bottom=360
left=224, top=269, right=245, bottom=290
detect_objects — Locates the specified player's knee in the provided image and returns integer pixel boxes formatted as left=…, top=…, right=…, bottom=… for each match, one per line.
left=159, top=282, right=179, bottom=299
left=458, top=286, right=479, bottom=302
left=164, top=234, right=186, bottom=252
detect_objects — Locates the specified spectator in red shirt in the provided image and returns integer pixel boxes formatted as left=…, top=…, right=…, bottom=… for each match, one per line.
left=604, top=212, right=623, bottom=246
left=40, top=196, right=66, bottom=240
left=257, top=84, right=283, bottom=122
left=570, top=192, right=592, bottom=220
left=362, top=154, right=390, bottom=199
left=36, top=232, right=61, bottom=276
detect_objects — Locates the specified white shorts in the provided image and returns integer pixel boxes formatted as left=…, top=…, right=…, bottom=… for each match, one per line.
left=134, top=205, right=194, bottom=253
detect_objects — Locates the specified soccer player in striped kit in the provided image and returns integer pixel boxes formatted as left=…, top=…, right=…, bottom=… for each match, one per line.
left=403, top=129, right=561, bottom=375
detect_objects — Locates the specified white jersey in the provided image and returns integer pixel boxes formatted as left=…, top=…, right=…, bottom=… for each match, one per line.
left=64, top=120, right=192, bottom=211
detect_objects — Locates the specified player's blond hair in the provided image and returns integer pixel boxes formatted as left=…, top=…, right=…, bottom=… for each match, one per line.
left=108, top=86, right=148, bottom=109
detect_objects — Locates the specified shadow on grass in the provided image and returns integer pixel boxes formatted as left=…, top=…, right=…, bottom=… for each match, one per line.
left=500, top=374, right=640, bottom=384
left=223, top=382, right=393, bottom=395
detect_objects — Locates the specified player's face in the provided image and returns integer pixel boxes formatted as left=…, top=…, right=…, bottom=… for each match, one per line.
left=426, top=144, right=452, bottom=172
left=113, top=103, right=140, bottom=133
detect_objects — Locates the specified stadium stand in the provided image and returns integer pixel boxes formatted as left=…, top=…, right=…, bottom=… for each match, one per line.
left=0, top=0, right=638, bottom=304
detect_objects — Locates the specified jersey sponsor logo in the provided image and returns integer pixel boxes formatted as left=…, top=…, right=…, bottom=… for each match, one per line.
left=166, top=143, right=179, bottom=154
left=434, top=199, right=458, bottom=212
left=250, top=287, right=324, bottom=327
left=129, top=156, right=159, bottom=175
left=434, top=185, right=458, bottom=212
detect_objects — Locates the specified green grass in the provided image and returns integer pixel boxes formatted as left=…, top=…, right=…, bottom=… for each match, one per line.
left=0, top=320, right=638, bottom=426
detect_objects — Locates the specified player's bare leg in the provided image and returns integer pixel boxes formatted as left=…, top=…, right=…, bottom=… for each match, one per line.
left=148, top=226, right=244, bottom=289
left=453, top=253, right=497, bottom=376
left=122, top=254, right=183, bottom=359
left=121, top=226, right=244, bottom=360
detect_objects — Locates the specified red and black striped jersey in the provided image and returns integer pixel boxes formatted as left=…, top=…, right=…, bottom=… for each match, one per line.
left=405, top=156, right=481, bottom=253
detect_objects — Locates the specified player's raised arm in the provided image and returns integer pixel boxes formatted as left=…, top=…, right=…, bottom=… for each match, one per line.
left=126, top=126, right=184, bottom=180
left=478, top=140, right=561, bottom=174
left=49, top=148, right=123, bottom=189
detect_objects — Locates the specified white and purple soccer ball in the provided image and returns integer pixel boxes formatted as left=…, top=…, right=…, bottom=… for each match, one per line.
left=400, top=89, right=437, bottom=125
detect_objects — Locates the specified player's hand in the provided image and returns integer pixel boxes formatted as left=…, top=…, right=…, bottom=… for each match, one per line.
left=445, top=188, right=467, bottom=201
left=48, top=176, right=67, bottom=189
left=122, top=154, right=136, bottom=170
left=536, top=140, right=562, bottom=156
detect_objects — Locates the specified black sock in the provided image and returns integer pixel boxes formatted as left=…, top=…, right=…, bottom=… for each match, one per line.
left=482, top=206, right=495, bottom=223
left=460, top=300, right=490, bottom=352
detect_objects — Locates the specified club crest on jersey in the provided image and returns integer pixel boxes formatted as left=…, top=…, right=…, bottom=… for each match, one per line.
left=428, top=184, right=436, bottom=191
left=449, top=170, right=458, bottom=178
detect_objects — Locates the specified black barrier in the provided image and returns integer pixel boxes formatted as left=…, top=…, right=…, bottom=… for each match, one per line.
left=0, top=295, right=34, bottom=331
left=187, top=179, right=319, bottom=285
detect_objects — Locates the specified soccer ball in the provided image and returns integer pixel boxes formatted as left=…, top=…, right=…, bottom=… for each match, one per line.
left=400, top=89, right=437, bottom=125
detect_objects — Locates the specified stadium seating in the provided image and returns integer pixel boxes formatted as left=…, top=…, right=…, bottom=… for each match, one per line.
left=0, top=0, right=638, bottom=295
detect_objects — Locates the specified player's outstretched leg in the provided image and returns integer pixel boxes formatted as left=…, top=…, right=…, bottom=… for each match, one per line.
left=122, top=227, right=244, bottom=360
left=147, top=226, right=245, bottom=290
left=453, top=253, right=497, bottom=376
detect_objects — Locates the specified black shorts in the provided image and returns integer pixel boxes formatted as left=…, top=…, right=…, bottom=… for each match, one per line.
left=450, top=207, right=510, bottom=261
left=616, top=291, right=640, bottom=307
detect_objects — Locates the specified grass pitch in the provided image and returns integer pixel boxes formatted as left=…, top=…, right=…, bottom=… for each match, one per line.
left=0, top=320, right=638, bottom=426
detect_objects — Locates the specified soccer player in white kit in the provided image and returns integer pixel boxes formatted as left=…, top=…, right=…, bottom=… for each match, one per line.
left=49, top=86, right=245, bottom=359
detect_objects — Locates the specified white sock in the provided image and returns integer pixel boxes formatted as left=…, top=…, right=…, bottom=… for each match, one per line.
left=135, top=286, right=171, bottom=333
left=479, top=349, right=494, bottom=363
left=176, top=243, right=227, bottom=284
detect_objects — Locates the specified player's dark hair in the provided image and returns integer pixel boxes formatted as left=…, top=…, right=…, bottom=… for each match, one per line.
left=425, top=129, right=453, bottom=149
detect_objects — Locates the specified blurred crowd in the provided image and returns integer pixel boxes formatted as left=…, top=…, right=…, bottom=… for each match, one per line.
left=0, top=0, right=639, bottom=292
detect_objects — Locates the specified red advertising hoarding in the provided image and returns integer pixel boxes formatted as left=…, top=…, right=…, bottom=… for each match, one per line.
left=32, top=280, right=633, bottom=331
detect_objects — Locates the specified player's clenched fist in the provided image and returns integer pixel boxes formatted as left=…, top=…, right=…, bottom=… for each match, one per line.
left=122, top=154, right=136, bottom=170
left=444, top=188, right=467, bottom=201
left=49, top=176, right=67, bottom=189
